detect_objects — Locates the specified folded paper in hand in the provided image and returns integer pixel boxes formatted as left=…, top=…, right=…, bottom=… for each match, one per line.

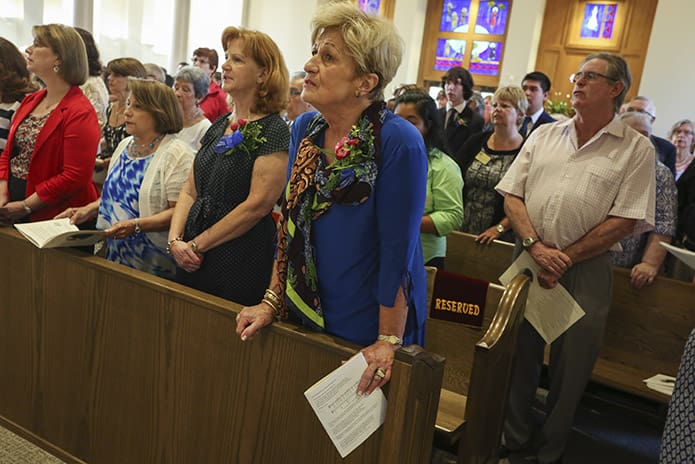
left=304, top=353, right=387, bottom=458
left=14, top=218, right=104, bottom=248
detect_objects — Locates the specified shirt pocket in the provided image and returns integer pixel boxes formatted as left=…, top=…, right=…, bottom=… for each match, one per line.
left=577, top=164, right=622, bottom=209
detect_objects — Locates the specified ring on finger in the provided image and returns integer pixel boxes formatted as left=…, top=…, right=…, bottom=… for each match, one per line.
left=374, top=367, right=386, bottom=379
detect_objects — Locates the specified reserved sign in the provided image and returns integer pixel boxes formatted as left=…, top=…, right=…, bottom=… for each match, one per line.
left=429, top=269, right=488, bottom=327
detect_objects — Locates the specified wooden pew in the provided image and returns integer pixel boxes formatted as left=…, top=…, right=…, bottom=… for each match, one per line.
left=425, top=267, right=531, bottom=464
left=444, top=231, right=695, bottom=405
left=0, top=228, right=443, bottom=464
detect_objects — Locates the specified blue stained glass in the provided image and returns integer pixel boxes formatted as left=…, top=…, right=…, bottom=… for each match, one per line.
left=580, top=3, right=618, bottom=39
left=434, top=38, right=467, bottom=71
left=469, top=40, right=502, bottom=76
left=358, top=0, right=381, bottom=16
left=439, top=0, right=472, bottom=33
left=475, top=1, right=509, bottom=35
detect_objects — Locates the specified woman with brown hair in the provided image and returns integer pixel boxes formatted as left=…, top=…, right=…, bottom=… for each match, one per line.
left=58, top=79, right=192, bottom=279
left=0, top=38, right=37, bottom=153
left=95, top=57, right=147, bottom=178
left=168, top=26, right=290, bottom=305
left=0, top=24, right=100, bottom=223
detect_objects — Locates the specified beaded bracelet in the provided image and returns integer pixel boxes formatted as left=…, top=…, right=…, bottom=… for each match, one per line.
left=166, top=237, right=184, bottom=254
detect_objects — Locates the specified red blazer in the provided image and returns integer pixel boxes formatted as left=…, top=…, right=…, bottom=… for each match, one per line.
left=0, top=86, right=100, bottom=221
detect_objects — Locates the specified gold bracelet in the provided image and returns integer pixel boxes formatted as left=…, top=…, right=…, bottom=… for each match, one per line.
left=264, top=289, right=282, bottom=306
left=190, top=240, right=199, bottom=254
left=166, top=237, right=184, bottom=254
left=377, top=334, right=403, bottom=346
left=261, top=298, right=282, bottom=319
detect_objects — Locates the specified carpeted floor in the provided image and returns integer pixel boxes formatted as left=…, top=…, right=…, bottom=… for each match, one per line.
left=0, top=426, right=65, bottom=464
left=432, top=384, right=665, bottom=464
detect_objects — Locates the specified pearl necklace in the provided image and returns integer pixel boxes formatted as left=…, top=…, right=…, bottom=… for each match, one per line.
left=129, top=134, right=164, bottom=158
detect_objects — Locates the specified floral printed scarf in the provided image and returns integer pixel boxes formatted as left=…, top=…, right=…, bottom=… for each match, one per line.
left=275, top=102, right=387, bottom=330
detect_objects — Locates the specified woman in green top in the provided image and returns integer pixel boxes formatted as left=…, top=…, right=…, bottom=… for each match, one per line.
left=394, top=90, right=463, bottom=269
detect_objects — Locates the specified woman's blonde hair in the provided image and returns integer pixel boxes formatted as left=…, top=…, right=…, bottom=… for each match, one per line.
left=221, top=26, right=289, bottom=114
left=493, top=85, right=529, bottom=125
left=32, top=24, right=88, bottom=86
left=311, top=2, right=404, bottom=101
left=127, top=78, right=183, bottom=134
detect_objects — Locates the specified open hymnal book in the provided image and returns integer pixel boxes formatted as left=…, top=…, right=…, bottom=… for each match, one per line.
left=14, top=218, right=104, bottom=249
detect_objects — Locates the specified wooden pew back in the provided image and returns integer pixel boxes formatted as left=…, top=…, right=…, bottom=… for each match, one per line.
left=0, top=228, right=443, bottom=464
left=425, top=266, right=530, bottom=464
left=425, top=268, right=505, bottom=395
left=445, top=231, right=695, bottom=404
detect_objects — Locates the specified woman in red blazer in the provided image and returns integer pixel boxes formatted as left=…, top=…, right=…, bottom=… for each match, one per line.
left=0, top=24, right=99, bottom=223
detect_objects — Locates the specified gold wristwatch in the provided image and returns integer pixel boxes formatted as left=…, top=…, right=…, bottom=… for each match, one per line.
left=377, top=334, right=403, bottom=346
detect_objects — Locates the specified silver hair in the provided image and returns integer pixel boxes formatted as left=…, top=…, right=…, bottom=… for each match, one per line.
left=174, top=65, right=210, bottom=99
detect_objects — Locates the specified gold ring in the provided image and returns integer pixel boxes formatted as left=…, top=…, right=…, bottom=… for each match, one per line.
left=375, top=367, right=386, bottom=379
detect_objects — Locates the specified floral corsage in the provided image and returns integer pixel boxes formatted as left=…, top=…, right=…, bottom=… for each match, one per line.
left=319, top=117, right=376, bottom=193
left=213, top=118, right=267, bottom=155
left=455, top=116, right=468, bottom=128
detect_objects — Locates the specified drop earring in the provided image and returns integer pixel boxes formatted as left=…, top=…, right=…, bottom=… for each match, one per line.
left=354, top=90, right=360, bottom=98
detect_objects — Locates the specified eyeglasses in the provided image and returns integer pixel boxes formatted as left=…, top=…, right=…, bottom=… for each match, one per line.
left=289, top=88, right=302, bottom=97
left=625, top=107, right=655, bottom=120
left=674, top=129, right=694, bottom=136
left=569, top=71, right=617, bottom=84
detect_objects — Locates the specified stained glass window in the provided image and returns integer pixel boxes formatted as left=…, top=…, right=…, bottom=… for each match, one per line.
left=439, top=0, right=472, bottom=33
left=469, top=40, right=503, bottom=76
left=580, top=3, right=618, bottom=39
left=475, top=1, right=509, bottom=35
left=435, top=38, right=467, bottom=71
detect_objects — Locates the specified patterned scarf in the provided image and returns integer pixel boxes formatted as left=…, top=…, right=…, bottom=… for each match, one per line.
left=276, top=102, right=387, bottom=330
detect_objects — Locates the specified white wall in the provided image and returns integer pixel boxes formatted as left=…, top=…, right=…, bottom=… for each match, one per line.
left=387, top=0, right=428, bottom=96
left=498, top=0, right=546, bottom=87
left=246, top=0, right=317, bottom=75
left=639, top=0, right=695, bottom=139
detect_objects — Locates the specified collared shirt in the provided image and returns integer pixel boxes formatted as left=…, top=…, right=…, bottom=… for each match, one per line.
left=610, top=160, right=677, bottom=267
left=528, top=107, right=545, bottom=126
left=496, top=115, right=656, bottom=250
left=421, top=147, right=464, bottom=262
left=446, top=101, right=467, bottom=115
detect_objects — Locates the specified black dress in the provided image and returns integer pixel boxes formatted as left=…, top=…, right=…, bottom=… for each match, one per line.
left=176, top=113, right=290, bottom=305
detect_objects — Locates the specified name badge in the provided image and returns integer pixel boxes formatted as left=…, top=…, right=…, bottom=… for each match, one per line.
left=475, top=152, right=491, bottom=165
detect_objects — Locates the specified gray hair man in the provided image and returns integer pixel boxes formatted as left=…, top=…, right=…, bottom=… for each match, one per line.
left=495, top=53, right=656, bottom=464
left=623, top=95, right=677, bottom=175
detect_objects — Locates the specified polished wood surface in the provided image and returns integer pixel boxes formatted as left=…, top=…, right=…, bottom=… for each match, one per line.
left=444, top=231, right=695, bottom=405
left=0, top=228, right=444, bottom=464
left=426, top=266, right=530, bottom=463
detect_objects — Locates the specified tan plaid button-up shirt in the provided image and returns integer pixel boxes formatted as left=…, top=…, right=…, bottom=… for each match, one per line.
left=496, top=115, right=656, bottom=250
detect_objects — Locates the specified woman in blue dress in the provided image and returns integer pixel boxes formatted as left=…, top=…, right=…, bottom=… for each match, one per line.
left=236, top=3, right=428, bottom=396
left=57, top=79, right=193, bottom=279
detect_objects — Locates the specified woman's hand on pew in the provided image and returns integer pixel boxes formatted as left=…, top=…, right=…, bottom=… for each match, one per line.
left=357, top=341, right=397, bottom=395
left=236, top=304, right=275, bottom=341
left=475, top=226, right=501, bottom=244
left=630, top=262, right=657, bottom=289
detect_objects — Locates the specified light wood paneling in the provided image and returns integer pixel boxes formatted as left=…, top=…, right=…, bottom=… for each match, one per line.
left=536, top=0, right=658, bottom=104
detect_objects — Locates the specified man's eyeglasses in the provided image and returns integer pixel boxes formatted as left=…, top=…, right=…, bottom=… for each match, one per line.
left=569, top=71, right=617, bottom=84
left=625, top=107, right=655, bottom=120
